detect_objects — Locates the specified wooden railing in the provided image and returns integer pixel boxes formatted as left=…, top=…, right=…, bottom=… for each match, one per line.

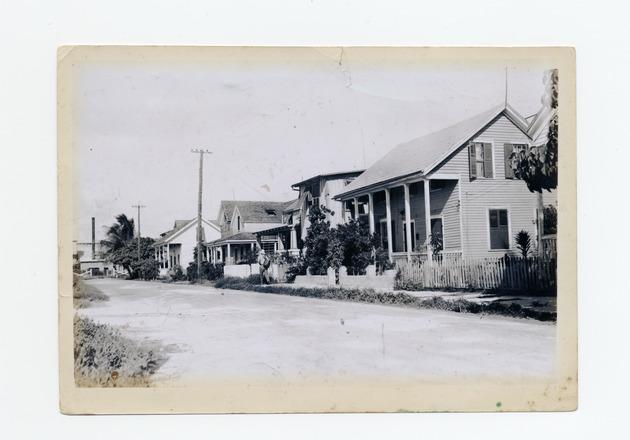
left=395, top=255, right=556, bottom=292
left=542, top=235, right=557, bottom=259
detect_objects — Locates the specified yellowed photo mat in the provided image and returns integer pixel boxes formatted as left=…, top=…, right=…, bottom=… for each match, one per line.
left=58, top=46, right=577, bottom=414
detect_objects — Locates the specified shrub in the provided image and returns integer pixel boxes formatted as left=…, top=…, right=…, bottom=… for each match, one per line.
left=186, top=261, right=224, bottom=282
left=132, top=258, right=160, bottom=280
left=515, top=230, right=532, bottom=258
left=285, top=257, right=307, bottom=283
left=169, top=265, right=187, bottom=281
left=74, top=315, right=166, bottom=387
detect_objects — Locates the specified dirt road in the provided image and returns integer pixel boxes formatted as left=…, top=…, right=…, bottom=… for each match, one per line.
left=78, top=279, right=556, bottom=385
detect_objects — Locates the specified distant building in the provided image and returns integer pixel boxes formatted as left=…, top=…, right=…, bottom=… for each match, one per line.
left=73, top=240, right=114, bottom=276
left=153, top=218, right=221, bottom=275
left=207, top=200, right=291, bottom=265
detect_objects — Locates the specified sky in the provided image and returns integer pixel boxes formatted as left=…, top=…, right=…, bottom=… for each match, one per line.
left=73, top=47, right=555, bottom=242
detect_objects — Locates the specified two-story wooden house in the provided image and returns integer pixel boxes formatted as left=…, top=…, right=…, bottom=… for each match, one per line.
left=335, top=103, right=557, bottom=261
left=254, top=170, right=364, bottom=255
left=208, top=200, right=291, bottom=264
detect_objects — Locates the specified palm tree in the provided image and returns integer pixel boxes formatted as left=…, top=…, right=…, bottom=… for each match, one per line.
left=100, top=213, right=135, bottom=253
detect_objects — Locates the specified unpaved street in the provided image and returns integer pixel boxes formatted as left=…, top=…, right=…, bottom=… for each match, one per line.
left=78, top=279, right=556, bottom=385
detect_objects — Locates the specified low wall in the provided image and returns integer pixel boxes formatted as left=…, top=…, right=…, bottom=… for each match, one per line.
left=338, top=274, right=395, bottom=290
left=293, top=275, right=330, bottom=287
left=224, top=263, right=287, bottom=282
left=224, top=264, right=253, bottom=278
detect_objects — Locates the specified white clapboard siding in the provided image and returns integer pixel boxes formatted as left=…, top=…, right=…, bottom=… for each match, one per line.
left=432, top=115, right=549, bottom=259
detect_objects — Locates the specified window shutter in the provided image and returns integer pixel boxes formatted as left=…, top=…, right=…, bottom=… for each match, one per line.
left=504, top=143, right=514, bottom=179
left=468, top=143, right=477, bottom=178
left=483, top=143, right=493, bottom=178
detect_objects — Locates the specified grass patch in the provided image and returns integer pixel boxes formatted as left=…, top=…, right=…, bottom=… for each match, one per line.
left=74, top=315, right=167, bottom=387
left=213, top=277, right=556, bottom=322
left=73, top=275, right=109, bottom=309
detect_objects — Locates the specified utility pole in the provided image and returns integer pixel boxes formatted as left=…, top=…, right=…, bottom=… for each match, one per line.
left=132, top=204, right=146, bottom=262
left=191, top=149, right=212, bottom=279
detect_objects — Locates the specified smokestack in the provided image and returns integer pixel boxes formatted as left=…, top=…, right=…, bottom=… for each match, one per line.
left=92, top=217, right=95, bottom=260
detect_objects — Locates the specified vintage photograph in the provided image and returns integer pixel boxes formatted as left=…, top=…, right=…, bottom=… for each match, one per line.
left=58, top=46, right=576, bottom=413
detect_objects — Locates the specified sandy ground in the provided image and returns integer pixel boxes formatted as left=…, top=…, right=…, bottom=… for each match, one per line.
left=78, top=279, right=556, bottom=385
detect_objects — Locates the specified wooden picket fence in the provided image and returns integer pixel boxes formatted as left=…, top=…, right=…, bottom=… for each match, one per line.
left=395, top=256, right=556, bottom=291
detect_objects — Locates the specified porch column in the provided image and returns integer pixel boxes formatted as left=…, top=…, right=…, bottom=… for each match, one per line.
left=404, top=183, right=412, bottom=262
left=227, top=243, right=231, bottom=265
left=353, top=197, right=359, bottom=220
left=290, top=226, right=298, bottom=250
left=424, top=180, right=433, bottom=264
left=367, top=192, right=375, bottom=234
left=165, top=244, right=170, bottom=269
left=385, top=188, right=393, bottom=261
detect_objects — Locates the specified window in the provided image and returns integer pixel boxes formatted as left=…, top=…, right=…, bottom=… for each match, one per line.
left=262, top=241, right=276, bottom=254
left=265, top=209, right=276, bottom=216
left=469, top=142, right=493, bottom=179
left=237, top=216, right=241, bottom=231
left=504, top=143, right=529, bottom=179
left=402, top=220, right=416, bottom=252
left=489, top=209, right=509, bottom=250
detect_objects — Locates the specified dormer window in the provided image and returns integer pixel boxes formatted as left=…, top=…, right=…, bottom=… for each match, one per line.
left=237, top=216, right=241, bottom=231
left=266, top=209, right=276, bottom=216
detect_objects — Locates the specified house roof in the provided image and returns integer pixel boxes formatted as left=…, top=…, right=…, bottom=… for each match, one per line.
left=153, top=218, right=219, bottom=246
left=218, top=201, right=238, bottom=224
left=291, top=170, right=365, bottom=188
left=337, top=103, right=530, bottom=199
left=282, top=194, right=306, bottom=213
left=208, top=231, right=257, bottom=245
left=228, top=200, right=292, bottom=223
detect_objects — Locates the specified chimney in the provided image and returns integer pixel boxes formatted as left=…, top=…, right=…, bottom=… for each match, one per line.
left=92, top=217, right=96, bottom=260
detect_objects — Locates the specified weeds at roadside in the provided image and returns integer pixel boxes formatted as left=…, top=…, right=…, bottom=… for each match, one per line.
left=214, top=277, right=556, bottom=322
left=73, top=275, right=109, bottom=309
left=73, top=315, right=167, bottom=387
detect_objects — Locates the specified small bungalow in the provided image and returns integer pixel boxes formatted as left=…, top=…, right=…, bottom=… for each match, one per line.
left=335, top=103, right=557, bottom=262
left=153, top=218, right=221, bottom=275
left=207, top=200, right=291, bottom=265
left=254, top=170, right=364, bottom=255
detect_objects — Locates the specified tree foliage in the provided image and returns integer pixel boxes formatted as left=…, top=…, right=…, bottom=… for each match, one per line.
left=303, top=205, right=336, bottom=275
left=100, top=214, right=158, bottom=279
left=100, top=214, right=135, bottom=253
left=511, top=69, right=558, bottom=193
left=106, top=236, right=156, bottom=279
left=336, top=217, right=376, bottom=275
left=303, top=205, right=376, bottom=276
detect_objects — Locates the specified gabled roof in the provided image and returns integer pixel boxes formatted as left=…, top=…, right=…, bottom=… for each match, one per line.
left=291, top=170, right=365, bottom=188
left=337, top=103, right=531, bottom=198
left=153, top=218, right=220, bottom=246
left=228, top=200, right=292, bottom=223
left=217, top=201, right=238, bottom=224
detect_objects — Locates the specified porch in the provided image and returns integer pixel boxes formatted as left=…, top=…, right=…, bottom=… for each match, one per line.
left=341, top=176, right=462, bottom=262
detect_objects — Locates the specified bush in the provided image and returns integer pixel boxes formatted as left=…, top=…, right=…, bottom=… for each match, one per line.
left=168, top=265, right=187, bottom=282
left=285, top=257, right=307, bottom=283
left=132, top=258, right=160, bottom=280
left=186, top=261, right=224, bottom=282
left=74, top=315, right=167, bottom=387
